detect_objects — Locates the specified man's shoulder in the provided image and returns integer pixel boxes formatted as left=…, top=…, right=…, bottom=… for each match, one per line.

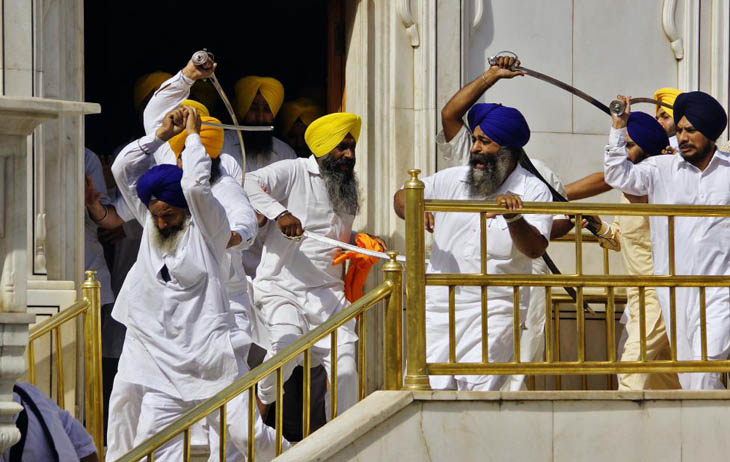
left=516, top=166, right=552, bottom=201
left=273, top=136, right=297, bottom=159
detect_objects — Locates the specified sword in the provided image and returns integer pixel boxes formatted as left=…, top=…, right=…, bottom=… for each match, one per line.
left=301, top=230, right=406, bottom=262
left=191, top=49, right=249, bottom=186
left=202, top=121, right=273, bottom=132
left=487, top=51, right=673, bottom=116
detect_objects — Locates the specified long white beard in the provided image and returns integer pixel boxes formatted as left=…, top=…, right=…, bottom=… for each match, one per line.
left=148, top=215, right=191, bottom=256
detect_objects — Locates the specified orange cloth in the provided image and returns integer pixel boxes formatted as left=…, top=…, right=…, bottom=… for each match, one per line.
left=332, top=233, right=383, bottom=302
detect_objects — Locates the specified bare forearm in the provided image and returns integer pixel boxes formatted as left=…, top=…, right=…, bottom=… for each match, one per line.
left=441, top=71, right=499, bottom=141
left=565, top=172, right=612, bottom=200
left=507, top=218, right=548, bottom=258
left=550, top=218, right=574, bottom=240
left=87, top=203, right=124, bottom=229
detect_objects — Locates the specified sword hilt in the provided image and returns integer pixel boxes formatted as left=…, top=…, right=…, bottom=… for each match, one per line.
left=191, top=49, right=215, bottom=67
left=488, top=50, right=519, bottom=69
left=609, top=99, right=626, bottom=116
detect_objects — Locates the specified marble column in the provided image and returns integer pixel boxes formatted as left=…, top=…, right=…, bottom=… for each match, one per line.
left=0, top=96, right=99, bottom=452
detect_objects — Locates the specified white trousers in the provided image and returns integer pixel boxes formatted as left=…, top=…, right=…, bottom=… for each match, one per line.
left=257, top=321, right=358, bottom=416
left=106, top=378, right=283, bottom=462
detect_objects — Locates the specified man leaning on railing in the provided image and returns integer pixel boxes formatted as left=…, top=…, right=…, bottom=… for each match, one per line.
left=604, top=92, right=730, bottom=390
left=393, top=55, right=553, bottom=391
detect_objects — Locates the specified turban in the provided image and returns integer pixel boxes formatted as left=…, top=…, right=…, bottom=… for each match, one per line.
left=304, top=112, right=362, bottom=157
left=653, top=87, right=681, bottom=118
left=168, top=115, right=224, bottom=158
left=278, top=98, right=324, bottom=136
left=136, top=164, right=188, bottom=209
left=133, top=72, right=173, bottom=110
left=234, top=76, right=285, bottom=119
left=673, top=91, right=728, bottom=141
left=627, top=112, right=669, bottom=156
left=467, top=103, right=530, bottom=148
left=181, top=99, right=210, bottom=117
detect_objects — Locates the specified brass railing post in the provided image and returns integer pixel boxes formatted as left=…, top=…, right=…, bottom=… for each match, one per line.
left=383, top=251, right=403, bottom=390
left=82, top=270, right=104, bottom=462
left=403, top=169, right=431, bottom=390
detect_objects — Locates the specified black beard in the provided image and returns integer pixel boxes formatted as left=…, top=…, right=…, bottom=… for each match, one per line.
left=319, top=155, right=360, bottom=216
left=466, top=148, right=514, bottom=197
left=243, top=130, right=274, bottom=158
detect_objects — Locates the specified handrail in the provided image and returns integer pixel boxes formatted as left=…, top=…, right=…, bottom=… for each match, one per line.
left=25, top=271, right=104, bottom=461
left=117, top=260, right=402, bottom=461
left=29, top=299, right=89, bottom=340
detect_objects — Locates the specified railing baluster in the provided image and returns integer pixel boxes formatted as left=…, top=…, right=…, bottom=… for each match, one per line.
left=219, top=404, right=226, bottom=461
left=639, top=287, right=647, bottom=362
left=54, top=326, right=65, bottom=409
left=330, top=329, right=338, bottom=419
left=699, top=287, right=708, bottom=361
left=544, top=289, right=553, bottom=363
left=554, top=300, right=562, bottom=390
left=577, top=287, right=585, bottom=363
left=480, top=212, right=488, bottom=275
left=670, top=287, right=677, bottom=361
left=481, top=286, right=489, bottom=363
left=575, top=214, right=583, bottom=276
left=358, top=310, right=367, bottom=401
left=276, top=368, right=283, bottom=456
left=513, top=287, right=520, bottom=363
left=448, top=286, right=456, bottom=363
left=383, top=252, right=404, bottom=390
left=183, top=427, right=191, bottom=462
left=606, top=287, right=616, bottom=363
left=28, top=341, right=36, bottom=385
left=303, top=348, right=311, bottom=439
left=147, top=452, right=154, bottom=462
left=247, top=387, right=255, bottom=461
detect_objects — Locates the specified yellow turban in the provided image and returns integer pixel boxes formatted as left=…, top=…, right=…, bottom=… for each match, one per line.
left=654, top=87, right=681, bottom=117
left=134, top=72, right=173, bottom=110
left=181, top=99, right=210, bottom=117
left=168, top=115, right=224, bottom=159
left=278, top=98, right=324, bottom=136
left=304, top=113, right=362, bottom=158
left=234, top=76, right=285, bottom=119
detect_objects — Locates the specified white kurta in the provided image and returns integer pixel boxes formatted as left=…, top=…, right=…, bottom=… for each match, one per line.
left=422, top=164, right=553, bottom=390
left=436, top=125, right=563, bottom=390
left=605, top=127, right=730, bottom=389
left=111, top=133, right=238, bottom=400
left=244, top=156, right=358, bottom=408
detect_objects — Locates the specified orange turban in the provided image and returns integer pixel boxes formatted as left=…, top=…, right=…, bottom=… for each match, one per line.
left=653, top=87, right=681, bottom=118
left=234, top=76, right=285, bottom=119
left=278, top=98, right=324, bottom=136
left=305, top=113, right=362, bottom=157
left=168, top=115, right=224, bottom=159
left=134, top=72, right=173, bottom=110
left=181, top=99, right=210, bottom=117
left=332, top=233, right=383, bottom=302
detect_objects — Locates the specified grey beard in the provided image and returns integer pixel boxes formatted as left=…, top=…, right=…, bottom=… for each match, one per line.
left=467, top=148, right=514, bottom=197
left=243, top=130, right=274, bottom=158
left=320, top=156, right=361, bottom=217
left=149, top=215, right=191, bottom=256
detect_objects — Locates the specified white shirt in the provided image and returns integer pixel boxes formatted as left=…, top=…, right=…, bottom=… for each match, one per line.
left=84, top=148, right=115, bottom=306
left=111, top=134, right=238, bottom=400
left=604, top=126, right=730, bottom=279
left=143, top=71, right=258, bottom=297
left=244, top=156, right=356, bottom=335
left=423, top=165, right=553, bottom=315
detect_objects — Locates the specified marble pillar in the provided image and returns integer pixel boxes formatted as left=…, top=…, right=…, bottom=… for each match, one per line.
left=0, top=96, right=99, bottom=452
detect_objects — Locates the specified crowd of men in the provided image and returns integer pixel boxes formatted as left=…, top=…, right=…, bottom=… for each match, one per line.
left=79, top=52, right=730, bottom=460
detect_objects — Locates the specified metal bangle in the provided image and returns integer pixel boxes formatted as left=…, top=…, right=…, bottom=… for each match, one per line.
left=504, top=214, right=523, bottom=224
left=92, top=205, right=108, bottom=223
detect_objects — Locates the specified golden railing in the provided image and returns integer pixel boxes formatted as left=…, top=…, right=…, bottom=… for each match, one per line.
left=402, top=168, right=730, bottom=390
left=117, top=253, right=403, bottom=461
left=27, top=270, right=104, bottom=460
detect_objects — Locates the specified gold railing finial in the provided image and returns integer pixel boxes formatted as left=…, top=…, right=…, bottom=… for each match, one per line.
left=405, top=169, right=424, bottom=190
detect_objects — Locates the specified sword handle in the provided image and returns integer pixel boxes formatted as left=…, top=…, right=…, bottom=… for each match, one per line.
left=609, top=99, right=626, bottom=116
left=191, top=49, right=214, bottom=66
left=488, top=50, right=519, bottom=68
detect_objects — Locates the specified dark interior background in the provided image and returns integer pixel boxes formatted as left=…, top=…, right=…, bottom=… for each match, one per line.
left=84, top=0, right=328, bottom=157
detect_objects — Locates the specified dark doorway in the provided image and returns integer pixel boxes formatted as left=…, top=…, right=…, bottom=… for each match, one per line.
left=84, top=1, right=330, bottom=157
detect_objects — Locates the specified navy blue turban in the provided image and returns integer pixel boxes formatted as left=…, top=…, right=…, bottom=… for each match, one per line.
left=467, top=103, right=530, bottom=148
left=136, top=164, right=188, bottom=209
left=627, top=112, right=669, bottom=156
left=673, top=91, right=728, bottom=141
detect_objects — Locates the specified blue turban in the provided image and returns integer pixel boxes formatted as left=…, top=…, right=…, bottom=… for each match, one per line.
left=673, top=91, right=728, bottom=141
left=136, top=164, right=188, bottom=209
left=627, top=112, right=669, bottom=156
left=467, top=103, right=530, bottom=148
